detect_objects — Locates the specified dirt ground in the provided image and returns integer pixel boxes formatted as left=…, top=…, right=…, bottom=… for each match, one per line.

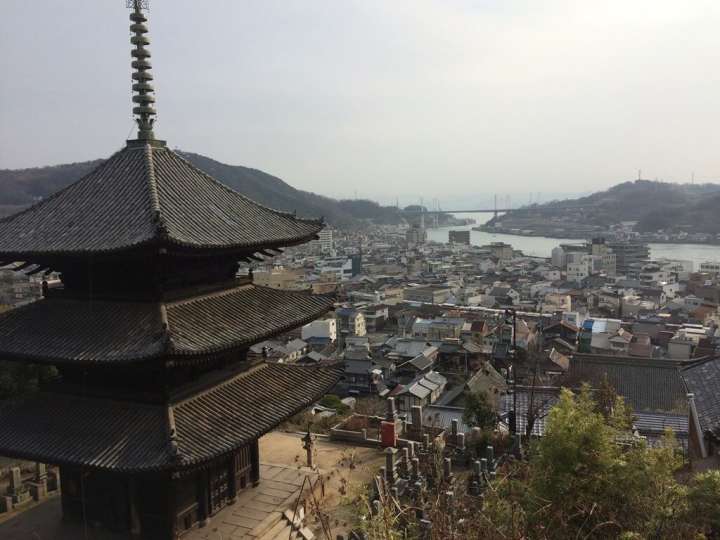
left=260, top=431, right=386, bottom=535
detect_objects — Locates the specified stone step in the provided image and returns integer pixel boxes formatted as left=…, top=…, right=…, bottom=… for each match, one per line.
left=297, top=526, right=315, bottom=540
left=257, top=518, right=291, bottom=540
left=248, top=510, right=284, bottom=539
left=283, top=507, right=305, bottom=529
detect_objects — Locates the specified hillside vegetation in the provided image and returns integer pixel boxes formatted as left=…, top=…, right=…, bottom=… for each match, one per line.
left=0, top=152, right=461, bottom=228
left=494, top=180, right=720, bottom=234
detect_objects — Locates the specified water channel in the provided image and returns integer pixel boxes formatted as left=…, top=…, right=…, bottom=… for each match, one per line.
left=425, top=213, right=720, bottom=269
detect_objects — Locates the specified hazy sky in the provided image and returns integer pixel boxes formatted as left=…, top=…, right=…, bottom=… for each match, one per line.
left=2, top=0, right=720, bottom=204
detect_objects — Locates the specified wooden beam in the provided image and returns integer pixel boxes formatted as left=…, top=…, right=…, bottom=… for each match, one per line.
left=12, top=262, right=34, bottom=272
left=26, top=266, right=49, bottom=276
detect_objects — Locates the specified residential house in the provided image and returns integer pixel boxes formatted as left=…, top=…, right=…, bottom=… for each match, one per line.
left=543, top=320, right=579, bottom=347
left=301, top=318, right=337, bottom=347
left=361, top=304, right=389, bottom=332
left=485, top=285, right=520, bottom=306
left=390, top=371, right=448, bottom=412
left=628, top=334, right=654, bottom=358
left=412, top=317, right=464, bottom=340
left=541, top=292, right=572, bottom=313
left=342, top=346, right=379, bottom=395
left=608, top=328, right=633, bottom=355
left=317, top=256, right=354, bottom=281
left=336, top=307, right=367, bottom=337
left=249, top=338, right=308, bottom=363
left=403, top=286, right=453, bottom=304
left=394, top=351, right=437, bottom=382
left=578, top=318, right=622, bottom=353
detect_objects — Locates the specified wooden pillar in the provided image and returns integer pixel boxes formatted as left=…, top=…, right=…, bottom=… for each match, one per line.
left=198, top=470, right=210, bottom=527
left=128, top=476, right=142, bottom=538
left=59, top=466, right=76, bottom=520
left=167, top=474, right=177, bottom=540
left=250, top=439, right=260, bottom=487
left=228, top=455, right=237, bottom=505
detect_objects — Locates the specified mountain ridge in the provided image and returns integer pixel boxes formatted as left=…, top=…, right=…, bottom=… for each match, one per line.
left=484, top=179, right=720, bottom=237
left=0, top=151, right=463, bottom=229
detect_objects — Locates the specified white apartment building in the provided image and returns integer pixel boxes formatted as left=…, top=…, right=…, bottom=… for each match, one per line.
left=551, top=246, right=566, bottom=268
left=639, top=264, right=673, bottom=287
left=700, top=261, right=720, bottom=274
left=659, top=259, right=694, bottom=281
left=316, top=256, right=353, bottom=281
left=301, top=318, right=337, bottom=343
left=318, top=228, right=334, bottom=254
left=567, top=260, right=590, bottom=284
left=599, top=253, right=617, bottom=276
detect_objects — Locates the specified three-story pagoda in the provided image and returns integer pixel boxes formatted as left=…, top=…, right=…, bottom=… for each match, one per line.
left=0, top=3, right=340, bottom=538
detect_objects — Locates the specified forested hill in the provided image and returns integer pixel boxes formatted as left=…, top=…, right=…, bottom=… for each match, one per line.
left=0, top=152, right=408, bottom=228
left=493, top=180, right=720, bottom=234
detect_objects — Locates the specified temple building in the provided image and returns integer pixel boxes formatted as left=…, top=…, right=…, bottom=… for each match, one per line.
left=0, top=3, right=340, bottom=538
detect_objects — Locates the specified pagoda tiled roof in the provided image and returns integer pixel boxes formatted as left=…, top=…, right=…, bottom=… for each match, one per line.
left=0, top=362, right=342, bottom=472
left=0, top=143, right=323, bottom=258
left=0, top=283, right=334, bottom=364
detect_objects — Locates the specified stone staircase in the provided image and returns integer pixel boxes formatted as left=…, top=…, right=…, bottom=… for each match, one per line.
left=252, top=507, right=314, bottom=540
left=184, top=463, right=321, bottom=540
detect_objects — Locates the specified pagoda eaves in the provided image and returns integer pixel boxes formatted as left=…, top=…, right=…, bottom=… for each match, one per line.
left=0, top=362, right=342, bottom=472
left=0, top=143, right=323, bottom=261
left=0, top=282, right=334, bottom=365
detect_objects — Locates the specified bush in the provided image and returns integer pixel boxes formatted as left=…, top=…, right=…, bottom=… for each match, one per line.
left=686, top=470, right=720, bottom=534
left=462, top=391, right=497, bottom=430
left=319, top=394, right=350, bottom=415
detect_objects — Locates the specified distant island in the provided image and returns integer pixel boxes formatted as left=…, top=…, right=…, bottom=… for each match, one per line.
left=477, top=180, right=720, bottom=245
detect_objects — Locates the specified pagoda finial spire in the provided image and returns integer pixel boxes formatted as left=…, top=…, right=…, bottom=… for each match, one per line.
left=128, top=0, right=156, bottom=140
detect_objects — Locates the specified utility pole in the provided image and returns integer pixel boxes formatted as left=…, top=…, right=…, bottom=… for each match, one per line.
left=525, top=321, right=543, bottom=440
left=504, top=308, right=518, bottom=438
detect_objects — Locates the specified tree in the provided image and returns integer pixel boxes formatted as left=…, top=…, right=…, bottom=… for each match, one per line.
left=462, top=391, right=497, bottom=431
left=355, top=384, right=715, bottom=539
left=319, top=394, right=350, bottom=415
left=686, top=470, right=720, bottom=535
left=481, top=386, right=692, bottom=539
left=594, top=373, right=635, bottom=430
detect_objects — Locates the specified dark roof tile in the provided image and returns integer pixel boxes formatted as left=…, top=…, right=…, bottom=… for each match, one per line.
left=0, top=363, right=341, bottom=471
left=681, top=357, right=720, bottom=434
left=0, top=284, right=333, bottom=364
left=0, top=144, right=322, bottom=257
left=567, top=353, right=688, bottom=413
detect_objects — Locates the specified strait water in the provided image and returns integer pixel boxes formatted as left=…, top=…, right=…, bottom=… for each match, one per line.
left=426, top=213, right=720, bottom=269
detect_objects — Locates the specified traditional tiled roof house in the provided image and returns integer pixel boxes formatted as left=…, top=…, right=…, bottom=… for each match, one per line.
left=0, top=3, right=340, bottom=538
